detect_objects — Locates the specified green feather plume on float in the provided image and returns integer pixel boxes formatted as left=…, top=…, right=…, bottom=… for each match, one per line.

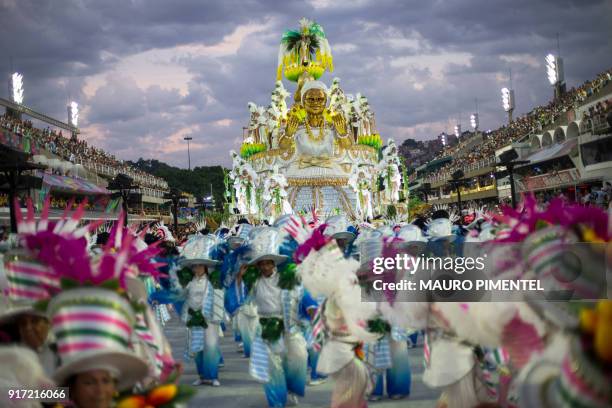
left=277, top=18, right=334, bottom=81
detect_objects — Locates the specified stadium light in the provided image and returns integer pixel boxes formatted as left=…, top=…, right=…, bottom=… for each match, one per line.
left=546, top=54, right=557, bottom=85
left=68, top=101, right=79, bottom=127
left=470, top=113, right=478, bottom=130
left=440, top=133, right=447, bottom=146
left=10, top=72, right=24, bottom=104
left=501, top=87, right=515, bottom=124
left=454, top=124, right=461, bottom=138
left=501, top=88, right=514, bottom=112
left=545, top=53, right=564, bottom=86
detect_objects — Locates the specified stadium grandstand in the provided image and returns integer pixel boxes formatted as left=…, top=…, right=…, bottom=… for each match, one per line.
left=410, top=68, right=612, bottom=208
left=0, top=97, right=170, bottom=226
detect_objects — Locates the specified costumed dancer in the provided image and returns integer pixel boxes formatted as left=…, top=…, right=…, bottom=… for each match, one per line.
left=358, top=235, right=412, bottom=402
left=0, top=346, right=55, bottom=408
left=135, top=236, right=172, bottom=327
left=225, top=223, right=258, bottom=358
left=396, top=224, right=428, bottom=348
left=228, top=227, right=316, bottom=407
left=290, top=218, right=380, bottom=408
left=99, top=218, right=178, bottom=385
left=323, top=214, right=357, bottom=257
left=366, top=322, right=413, bottom=402
left=3, top=201, right=194, bottom=408
left=176, top=234, right=225, bottom=387
left=0, top=200, right=65, bottom=379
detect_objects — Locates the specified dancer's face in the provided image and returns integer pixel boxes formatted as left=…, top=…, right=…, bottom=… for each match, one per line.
left=70, top=370, right=116, bottom=408
left=257, top=260, right=276, bottom=278
left=193, top=264, right=208, bottom=277
left=17, top=313, right=49, bottom=350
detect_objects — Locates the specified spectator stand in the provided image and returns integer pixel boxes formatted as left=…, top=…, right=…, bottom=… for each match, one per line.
left=410, top=70, right=612, bottom=207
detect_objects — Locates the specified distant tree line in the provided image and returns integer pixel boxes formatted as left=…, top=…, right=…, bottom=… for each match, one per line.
left=128, top=158, right=228, bottom=210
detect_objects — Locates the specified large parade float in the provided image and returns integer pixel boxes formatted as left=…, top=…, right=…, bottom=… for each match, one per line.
left=228, top=18, right=406, bottom=222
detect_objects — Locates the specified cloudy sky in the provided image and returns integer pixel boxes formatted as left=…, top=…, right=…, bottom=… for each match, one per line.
left=2, top=0, right=611, bottom=168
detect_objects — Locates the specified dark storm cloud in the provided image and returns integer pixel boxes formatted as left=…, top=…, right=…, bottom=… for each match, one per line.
left=1, top=0, right=610, bottom=167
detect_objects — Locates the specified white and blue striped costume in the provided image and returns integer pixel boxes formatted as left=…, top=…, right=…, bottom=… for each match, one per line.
left=227, top=273, right=316, bottom=407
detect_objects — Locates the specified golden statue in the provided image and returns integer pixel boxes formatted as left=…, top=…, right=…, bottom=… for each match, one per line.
left=280, top=79, right=351, bottom=152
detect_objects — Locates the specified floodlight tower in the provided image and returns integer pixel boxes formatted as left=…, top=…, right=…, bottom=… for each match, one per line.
left=454, top=124, right=461, bottom=139
left=10, top=72, right=23, bottom=104
left=470, top=98, right=479, bottom=138
left=439, top=132, right=447, bottom=147
left=7, top=72, right=24, bottom=120
left=545, top=53, right=565, bottom=101
left=470, top=113, right=479, bottom=133
left=68, top=101, right=79, bottom=140
left=501, top=87, right=515, bottom=125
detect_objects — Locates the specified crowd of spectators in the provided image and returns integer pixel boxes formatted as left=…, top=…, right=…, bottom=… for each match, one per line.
left=534, top=182, right=611, bottom=210
left=0, top=115, right=168, bottom=190
left=581, top=98, right=612, bottom=132
left=0, top=193, right=104, bottom=211
left=424, top=68, right=612, bottom=182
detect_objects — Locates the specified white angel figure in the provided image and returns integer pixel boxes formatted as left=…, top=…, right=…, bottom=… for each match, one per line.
left=266, top=105, right=281, bottom=149
left=329, top=77, right=343, bottom=108
left=381, top=139, right=401, bottom=165
left=348, top=166, right=373, bottom=221
left=274, top=81, right=290, bottom=118
left=351, top=93, right=370, bottom=138
left=229, top=150, right=247, bottom=179
left=255, top=105, right=269, bottom=147
left=247, top=102, right=260, bottom=143
left=377, top=139, right=403, bottom=203
left=234, top=163, right=259, bottom=215
left=358, top=95, right=372, bottom=136
left=379, top=158, right=402, bottom=203
left=262, top=166, right=292, bottom=220
left=347, top=104, right=361, bottom=141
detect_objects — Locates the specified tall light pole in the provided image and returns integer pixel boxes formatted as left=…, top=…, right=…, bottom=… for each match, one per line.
left=7, top=72, right=24, bottom=120
left=501, top=87, right=515, bottom=125
left=454, top=124, right=461, bottom=139
left=471, top=98, right=479, bottom=137
left=496, top=149, right=530, bottom=209
left=449, top=170, right=468, bottom=213
left=470, top=113, right=479, bottom=134
left=184, top=136, right=193, bottom=171
left=68, top=101, right=79, bottom=141
left=546, top=53, right=565, bottom=101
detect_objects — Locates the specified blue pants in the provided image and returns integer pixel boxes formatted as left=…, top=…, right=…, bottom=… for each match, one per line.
left=372, top=339, right=411, bottom=398
left=263, top=334, right=308, bottom=407
left=307, top=347, right=327, bottom=380
left=194, top=324, right=220, bottom=380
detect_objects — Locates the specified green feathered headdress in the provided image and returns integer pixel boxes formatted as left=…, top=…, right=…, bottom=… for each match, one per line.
left=277, top=18, right=333, bottom=81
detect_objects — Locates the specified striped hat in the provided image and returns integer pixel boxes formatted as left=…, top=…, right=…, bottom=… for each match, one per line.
left=179, top=234, right=222, bottom=267
left=247, top=227, right=288, bottom=265
left=48, top=288, right=148, bottom=390
left=323, top=215, right=356, bottom=242
left=227, top=223, right=253, bottom=248
left=4, top=259, right=59, bottom=302
left=427, top=218, right=456, bottom=241
left=0, top=250, right=56, bottom=325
